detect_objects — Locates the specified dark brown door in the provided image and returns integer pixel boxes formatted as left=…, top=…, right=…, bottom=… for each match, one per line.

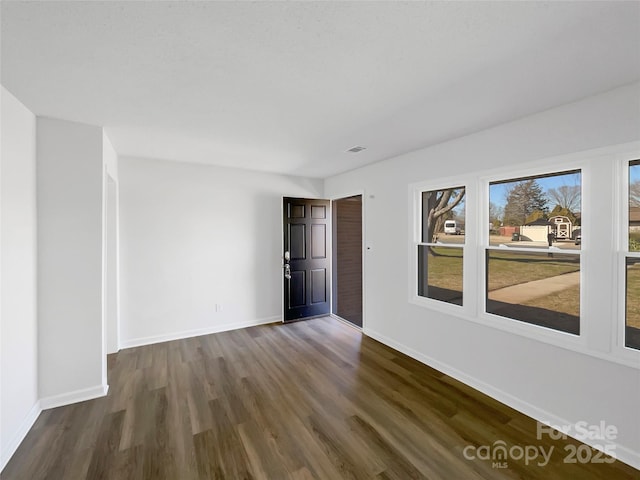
left=333, top=195, right=363, bottom=327
left=283, top=197, right=331, bottom=322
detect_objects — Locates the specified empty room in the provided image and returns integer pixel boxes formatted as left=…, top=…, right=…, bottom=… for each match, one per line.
left=1, top=1, right=640, bottom=479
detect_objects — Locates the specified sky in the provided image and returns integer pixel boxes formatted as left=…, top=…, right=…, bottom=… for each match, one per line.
left=490, top=171, right=581, bottom=210
left=631, top=162, right=640, bottom=183
left=444, top=163, right=638, bottom=220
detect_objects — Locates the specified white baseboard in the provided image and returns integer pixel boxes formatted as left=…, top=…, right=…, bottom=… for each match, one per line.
left=1, top=401, right=42, bottom=472
left=363, top=327, right=640, bottom=471
left=120, top=316, right=281, bottom=349
left=616, top=445, right=640, bottom=473
left=39, top=383, right=109, bottom=410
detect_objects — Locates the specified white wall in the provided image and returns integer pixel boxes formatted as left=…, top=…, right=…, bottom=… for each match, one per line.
left=103, top=131, right=118, bottom=179
left=0, top=87, right=39, bottom=470
left=119, top=157, right=323, bottom=347
left=37, top=117, right=106, bottom=406
left=102, top=133, right=119, bottom=357
left=324, top=83, right=640, bottom=468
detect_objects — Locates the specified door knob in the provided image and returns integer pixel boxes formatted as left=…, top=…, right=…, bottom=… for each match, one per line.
left=284, top=263, right=291, bottom=280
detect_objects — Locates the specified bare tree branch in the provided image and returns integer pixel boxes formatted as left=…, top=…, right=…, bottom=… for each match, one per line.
left=489, top=202, right=503, bottom=223
left=547, top=185, right=581, bottom=212
left=435, top=189, right=465, bottom=217
left=423, top=187, right=465, bottom=244
left=630, top=180, right=640, bottom=208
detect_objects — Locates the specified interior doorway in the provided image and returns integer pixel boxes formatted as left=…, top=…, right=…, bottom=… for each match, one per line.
left=332, top=195, right=363, bottom=327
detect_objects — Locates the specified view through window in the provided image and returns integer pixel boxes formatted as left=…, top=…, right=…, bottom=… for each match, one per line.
left=626, top=160, right=640, bottom=350
left=418, top=187, right=465, bottom=306
left=487, top=170, right=581, bottom=334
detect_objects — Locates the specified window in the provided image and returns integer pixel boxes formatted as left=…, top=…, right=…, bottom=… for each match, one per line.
left=626, top=160, right=640, bottom=350
left=417, top=187, right=465, bottom=306
left=486, top=170, right=581, bottom=334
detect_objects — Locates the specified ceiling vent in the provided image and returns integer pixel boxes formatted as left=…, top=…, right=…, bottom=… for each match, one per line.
left=346, top=145, right=366, bottom=153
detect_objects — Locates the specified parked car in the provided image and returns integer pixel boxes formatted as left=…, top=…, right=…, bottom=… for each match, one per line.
left=573, top=228, right=581, bottom=245
left=444, top=220, right=462, bottom=235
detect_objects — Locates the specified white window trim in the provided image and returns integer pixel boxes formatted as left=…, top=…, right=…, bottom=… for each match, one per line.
left=615, top=154, right=640, bottom=362
left=409, top=141, right=640, bottom=370
left=478, top=162, right=585, bottom=348
left=408, top=177, right=476, bottom=319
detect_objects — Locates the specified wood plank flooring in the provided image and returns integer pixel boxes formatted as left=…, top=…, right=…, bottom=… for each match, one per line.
left=2, top=317, right=638, bottom=479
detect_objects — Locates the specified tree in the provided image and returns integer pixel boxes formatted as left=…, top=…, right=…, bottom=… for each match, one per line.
left=489, top=202, right=503, bottom=225
left=524, top=209, right=546, bottom=225
left=547, top=185, right=581, bottom=212
left=422, top=188, right=465, bottom=244
left=630, top=180, right=640, bottom=208
left=503, top=180, right=548, bottom=226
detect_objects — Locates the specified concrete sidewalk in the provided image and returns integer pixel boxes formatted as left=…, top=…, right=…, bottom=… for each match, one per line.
left=489, top=271, right=580, bottom=303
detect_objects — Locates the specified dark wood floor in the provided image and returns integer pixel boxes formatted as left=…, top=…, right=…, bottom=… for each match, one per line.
left=3, top=317, right=638, bottom=479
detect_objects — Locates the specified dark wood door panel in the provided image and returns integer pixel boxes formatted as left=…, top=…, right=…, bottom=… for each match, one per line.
left=334, top=195, right=363, bottom=327
left=289, top=224, right=306, bottom=260
left=311, top=268, right=327, bottom=304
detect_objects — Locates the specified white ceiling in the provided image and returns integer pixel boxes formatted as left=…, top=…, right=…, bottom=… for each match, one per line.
left=2, top=1, right=639, bottom=178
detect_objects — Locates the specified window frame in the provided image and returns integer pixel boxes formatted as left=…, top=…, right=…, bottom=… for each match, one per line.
left=481, top=167, right=583, bottom=338
left=409, top=177, right=476, bottom=318
left=616, top=155, right=640, bottom=359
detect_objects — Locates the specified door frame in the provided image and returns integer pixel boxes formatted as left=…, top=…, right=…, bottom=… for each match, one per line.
left=280, top=192, right=366, bottom=328
left=280, top=196, right=333, bottom=323
left=329, top=190, right=366, bottom=330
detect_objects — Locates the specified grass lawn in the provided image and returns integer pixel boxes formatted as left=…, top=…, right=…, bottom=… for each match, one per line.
left=630, top=231, right=640, bottom=252
left=487, top=250, right=580, bottom=291
left=422, top=247, right=581, bottom=318
left=421, top=246, right=640, bottom=336
left=626, top=263, right=640, bottom=329
left=522, top=284, right=579, bottom=318
left=423, top=246, right=463, bottom=292
left=422, top=248, right=581, bottom=293
left=487, top=257, right=640, bottom=331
